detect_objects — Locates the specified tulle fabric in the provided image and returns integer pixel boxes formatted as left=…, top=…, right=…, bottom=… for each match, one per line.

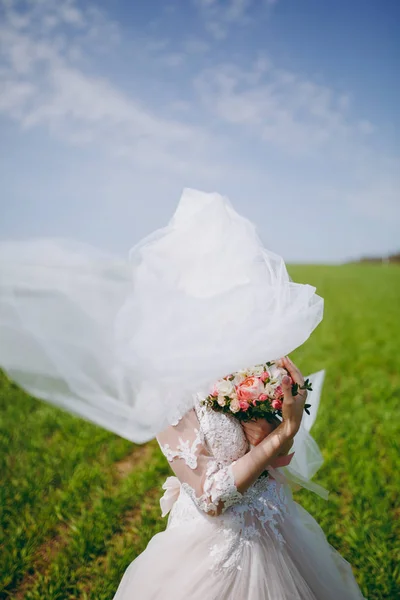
left=112, top=488, right=364, bottom=600
left=0, top=188, right=323, bottom=443
left=281, top=369, right=330, bottom=498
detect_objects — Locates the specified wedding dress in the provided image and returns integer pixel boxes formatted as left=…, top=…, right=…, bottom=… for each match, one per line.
left=112, top=393, right=365, bottom=600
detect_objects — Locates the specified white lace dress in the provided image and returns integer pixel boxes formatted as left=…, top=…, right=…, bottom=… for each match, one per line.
left=112, top=396, right=365, bottom=600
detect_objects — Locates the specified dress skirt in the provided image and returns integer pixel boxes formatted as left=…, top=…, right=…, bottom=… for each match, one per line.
left=112, top=478, right=365, bottom=600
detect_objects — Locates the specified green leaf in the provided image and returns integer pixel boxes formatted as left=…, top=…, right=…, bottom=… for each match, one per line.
left=300, top=378, right=313, bottom=392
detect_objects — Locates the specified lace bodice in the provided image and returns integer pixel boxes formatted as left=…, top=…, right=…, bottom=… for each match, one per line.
left=157, top=394, right=289, bottom=573
left=193, top=394, right=249, bottom=464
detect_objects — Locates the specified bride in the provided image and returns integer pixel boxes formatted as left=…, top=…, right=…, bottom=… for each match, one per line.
left=0, top=189, right=365, bottom=599
left=112, top=354, right=365, bottom=600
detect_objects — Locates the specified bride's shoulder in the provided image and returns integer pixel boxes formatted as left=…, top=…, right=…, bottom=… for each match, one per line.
left=193, top=394, right=249, bottom=462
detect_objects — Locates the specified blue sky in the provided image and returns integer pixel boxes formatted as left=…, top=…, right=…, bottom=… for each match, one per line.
left=0, top=0, right=398, bottom=263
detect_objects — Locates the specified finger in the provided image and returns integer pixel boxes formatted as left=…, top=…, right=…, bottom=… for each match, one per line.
left=297, top=389, right=308, bottom=404
left=247, top=417, right=270, bottom=427
left=244, top=425, right=258, bottom=436
left=281, top=357, right=299, bottom=385
left=245, top=430, right=261, bottom=444
left=282, top=356, right=304, bottom=387
left=283, top=356, right=302, bottom=380
left=242, top=424, right=261, bottom=439
left=243, top=421, right=259, bottom=431
left=281, top=374, right=294, bottom=403
left=287, top=357, right=305, bottom=385
left=244, top=420, right=273, bottom=435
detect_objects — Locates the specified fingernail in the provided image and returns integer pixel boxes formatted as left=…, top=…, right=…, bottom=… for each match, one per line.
left=283, top=375, right=291, bottom=384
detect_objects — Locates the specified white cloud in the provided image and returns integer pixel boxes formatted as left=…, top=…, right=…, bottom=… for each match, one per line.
left=193, top=60, right=370, bottom=157
left=194, top=0, right=276, bottom=39
left=0, top=0, right=219, bottom=175
left=192, top=56, right=399, bottom=224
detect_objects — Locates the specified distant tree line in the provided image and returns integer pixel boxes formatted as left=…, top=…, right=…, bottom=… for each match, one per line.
left=358, top=252, right=400, bottom=264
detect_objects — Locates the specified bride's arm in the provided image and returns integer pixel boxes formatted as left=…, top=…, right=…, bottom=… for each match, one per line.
left=230, top=419, right=292, bottom=494
left=230, top=369, right=305, bottom=496
left=279, top=436, right=294, bottom=456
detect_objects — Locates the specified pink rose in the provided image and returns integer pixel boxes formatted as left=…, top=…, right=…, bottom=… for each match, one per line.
left=236, top=376, right=264, bottom=403
left=272, top=398, right=283, bottom=410
left=274, top=385, right=283, bottom=399
left=260, top=371, right=270, bottom=382
left=239, top=399, right=251, bottom=411
left=252, top=392, right=268, bottom=407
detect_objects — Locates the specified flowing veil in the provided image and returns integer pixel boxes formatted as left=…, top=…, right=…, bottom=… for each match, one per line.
left=0, top=188, right=325, bottom=475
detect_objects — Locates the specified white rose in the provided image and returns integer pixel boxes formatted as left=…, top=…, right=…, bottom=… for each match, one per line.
left=269, top=364, right=281, bottom=381
left=251, top=365, right=264, bottom=376
left=233, top=373, right=245, bottom=386
left=263, top=383, right=275, bottom=397
left=216, top=379, right=235, bottom=397
left=230, top=397, right=240, bottom=413
left=236, top=369, right=248, bottom=379
left=217, top=395, right=227, bottom=407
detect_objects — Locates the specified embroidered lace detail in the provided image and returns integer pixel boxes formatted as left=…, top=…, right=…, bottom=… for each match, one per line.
left=208, top=477, right=289, bottom=574
left=159, top=427, right=204, bottom=469
left=194, top=395, right=249, bottom=465
left=204, top=461, right=244, bottom=511
left=181, top=482, right=218, bottom=514
left=181, top=460, right=244, bottom=515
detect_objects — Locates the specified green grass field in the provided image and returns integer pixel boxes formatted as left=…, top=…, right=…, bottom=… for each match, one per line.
left=1, top=264, right=399, bottom=600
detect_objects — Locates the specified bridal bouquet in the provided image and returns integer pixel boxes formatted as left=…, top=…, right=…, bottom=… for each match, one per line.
left=200, top=360, right=312, bottom=423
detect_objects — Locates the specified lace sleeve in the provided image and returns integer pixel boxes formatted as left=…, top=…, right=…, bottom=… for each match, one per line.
left=156, top=408, right=243, bottom=516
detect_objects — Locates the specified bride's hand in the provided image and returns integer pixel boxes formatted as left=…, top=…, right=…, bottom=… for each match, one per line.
left=277, top=355, right=308, bottom=439
left=241, top=417, right=279, bottom=446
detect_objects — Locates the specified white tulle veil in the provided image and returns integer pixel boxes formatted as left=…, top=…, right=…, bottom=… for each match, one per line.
left=0, top=188, right=324, bottom=455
